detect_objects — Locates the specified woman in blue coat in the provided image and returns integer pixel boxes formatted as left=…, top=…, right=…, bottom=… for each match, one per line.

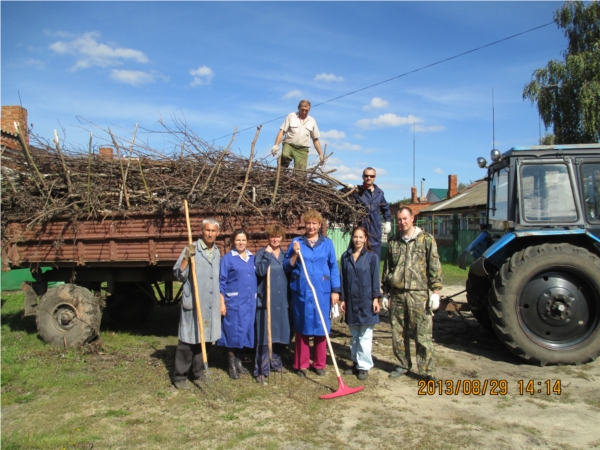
left=284, top=209, right=341, bottom=377
left=217, top=229, right=257, bottom=379
left=254, top=223, right=291, bottom=383
left=340, top=226, right=381, bottom=381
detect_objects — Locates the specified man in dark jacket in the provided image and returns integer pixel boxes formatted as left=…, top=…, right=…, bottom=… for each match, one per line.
left=352, top=167, right=392, bottom=259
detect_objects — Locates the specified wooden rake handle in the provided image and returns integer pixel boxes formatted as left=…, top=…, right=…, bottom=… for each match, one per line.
left=183, top=200, right=209, bottom=367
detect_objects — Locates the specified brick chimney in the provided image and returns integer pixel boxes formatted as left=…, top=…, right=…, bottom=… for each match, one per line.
left=411, top=186, right=418, bottom=203
left=1, top=105, right=29, bottom=144
left=448, top=174, right=458, bottom=198
left=99, top=147, right=114, bottom=159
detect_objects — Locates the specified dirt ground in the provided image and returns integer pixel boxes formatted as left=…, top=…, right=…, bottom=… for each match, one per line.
left=324, top=285, right=600, bottom=450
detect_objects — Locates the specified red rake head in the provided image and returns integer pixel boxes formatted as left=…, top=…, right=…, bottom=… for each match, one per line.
left=320, top=377, right=364, bottom=400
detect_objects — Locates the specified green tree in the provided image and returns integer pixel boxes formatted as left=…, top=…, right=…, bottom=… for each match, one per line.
left=523, top=1, right=600, bottom=143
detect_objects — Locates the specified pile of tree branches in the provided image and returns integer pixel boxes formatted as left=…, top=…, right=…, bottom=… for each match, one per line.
left=1, top=119, right=366, bottom=234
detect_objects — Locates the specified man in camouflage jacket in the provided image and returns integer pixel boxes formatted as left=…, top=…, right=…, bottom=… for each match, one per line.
left=382, top=206, right=442, bottom=381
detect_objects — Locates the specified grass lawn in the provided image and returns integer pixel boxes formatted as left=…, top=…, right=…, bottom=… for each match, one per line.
left=378, top=262, right=468, bottom=287
left=0, top=291, right=360, bottom=450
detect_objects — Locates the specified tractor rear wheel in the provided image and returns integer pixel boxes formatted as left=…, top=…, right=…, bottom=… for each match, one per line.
left=490, top=243, right=600, bottom=365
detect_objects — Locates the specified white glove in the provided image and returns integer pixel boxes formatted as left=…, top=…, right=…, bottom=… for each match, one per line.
left=330, top=303, right=340, bottom=319
left=381, top=294, right=389, bottom=311
left=384, top=222, right=392, bottom=234
left=271, top=145, right=279, bottom=157
left=428, top=293, right=440, bottom=311
left=346, top=183, right=355, bottom=189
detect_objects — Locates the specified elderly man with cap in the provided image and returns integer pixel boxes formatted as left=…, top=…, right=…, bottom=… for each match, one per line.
left=172, top=218, right=222, bottom=390
left=271, top=100, right=324, bottom=171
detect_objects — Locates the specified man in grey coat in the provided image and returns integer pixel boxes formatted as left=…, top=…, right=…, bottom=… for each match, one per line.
left=172, top=218, right=222, bottom=390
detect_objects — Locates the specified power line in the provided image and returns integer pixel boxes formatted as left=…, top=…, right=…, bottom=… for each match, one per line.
left=208, top=21, right=554, bottom=143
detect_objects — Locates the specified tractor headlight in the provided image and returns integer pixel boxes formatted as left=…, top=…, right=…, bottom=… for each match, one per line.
left=490, top=149, right=502, bottom=162
left=477, top=157, right=488, bottom=169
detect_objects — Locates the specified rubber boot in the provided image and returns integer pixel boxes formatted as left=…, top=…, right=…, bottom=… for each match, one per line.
left=228, top=356, right=239, bottom=380
left=236, top=357, right=250, bottom=375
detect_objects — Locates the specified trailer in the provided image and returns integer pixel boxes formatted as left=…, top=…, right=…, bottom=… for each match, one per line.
left=2, top=210, right=305, bottom=346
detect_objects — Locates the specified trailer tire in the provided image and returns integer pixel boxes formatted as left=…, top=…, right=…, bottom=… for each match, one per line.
left=490, top=243, right=600, bottom=365
left=106, top=282, right=156, bottom=325
left=466, top=273, right=494, bottom=333
left=36, top=284, right=101, bottom=346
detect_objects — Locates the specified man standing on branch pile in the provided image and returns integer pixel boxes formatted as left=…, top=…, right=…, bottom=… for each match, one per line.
left=383, top=206, right=442, bottom=382
left=172, top=218, right=222, bottom=390
left=272, top=100, right=325, bottom=171
left=352, top=167, right=392, bottom=259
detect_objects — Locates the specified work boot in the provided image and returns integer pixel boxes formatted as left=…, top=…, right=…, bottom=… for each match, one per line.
left=228, top=356, right=239, bottom=380
left=344, top=363, right=358, bottom=376
left=358, top=370, right=368, bottom=381
left=236, top=357, right=250, bottom=375
left=255, top=374, right=266, bottom=384
left=296, top=369, right=307, bottom=378
left=388, top=367, right=409, bottom=379
left=312, top=367, right=326, bottom=377
left=173, top=380, right=190, bottom=390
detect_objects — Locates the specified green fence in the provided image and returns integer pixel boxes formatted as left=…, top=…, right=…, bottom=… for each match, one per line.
left=328, top=216, right=481, bottom=264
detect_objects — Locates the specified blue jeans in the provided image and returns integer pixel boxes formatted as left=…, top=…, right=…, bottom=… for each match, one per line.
left=348, top=324, right=375, bottom=370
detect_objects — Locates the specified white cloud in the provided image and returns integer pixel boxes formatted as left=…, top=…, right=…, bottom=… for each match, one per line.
left=363, top=97, right=389, bottom=110
left=190, top=65, right=214, bottom=86
left=49, top=32, right=148, bottom=70
left=283, top=90, right=302, bottom=99
left=434, top=167, right=444, bottom=174
left=320, top=129, right=346, bottom=140
left=415, top=125, right=446, bottom=133
left=25, top=58, right=45, bottom=69
left=329, top=141, right=362, bottom=151
left=355, top=133, right=364, bottom=139
left=355, top=113, right=422, bottom=129
left=314, top=73, right=344, bottom=82
left=110, top=70, right=157, bottom=87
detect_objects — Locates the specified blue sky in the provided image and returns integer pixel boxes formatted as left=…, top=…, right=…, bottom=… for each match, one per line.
left=2, top=1, right=567, bottom=202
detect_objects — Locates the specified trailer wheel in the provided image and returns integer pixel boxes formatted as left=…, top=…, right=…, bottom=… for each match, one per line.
left=490, top=243, right=600, bottom=365
left=36, top=284, right=101, bottom=346
left=466, top=273, right=494, bottom=333
left=106, top=282, right=156, bottom=325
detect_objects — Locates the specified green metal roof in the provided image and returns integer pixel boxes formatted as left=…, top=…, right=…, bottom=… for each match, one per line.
left=428, top=188, right=448, bottom=200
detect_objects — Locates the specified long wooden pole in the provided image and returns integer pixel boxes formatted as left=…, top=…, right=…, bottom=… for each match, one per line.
left=184, top=200, right=209, bottom=372
left=266, top=266, right=273, bottom=360
left=235, top=125, right=262, bottom=207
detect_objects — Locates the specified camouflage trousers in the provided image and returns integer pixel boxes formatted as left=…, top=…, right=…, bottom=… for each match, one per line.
left=390, top=289, right=435, bottom=376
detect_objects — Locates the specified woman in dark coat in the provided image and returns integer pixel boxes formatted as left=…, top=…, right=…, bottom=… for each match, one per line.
left=254, top=224, right=291, bottom=383
left=217, top=229, right=257, bottom=379
left=340, top=226, right=381, bottom=380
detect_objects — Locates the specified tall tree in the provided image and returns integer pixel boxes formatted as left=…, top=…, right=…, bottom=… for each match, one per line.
left=523, top=1, right=600, bottom=144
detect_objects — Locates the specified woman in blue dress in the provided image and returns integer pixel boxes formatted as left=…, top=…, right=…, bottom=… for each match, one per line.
left=217, top=229, right=257, bottom=379
left=340, top=226, right=381, bottom=381
left=254, top=223, right=291, bottom=383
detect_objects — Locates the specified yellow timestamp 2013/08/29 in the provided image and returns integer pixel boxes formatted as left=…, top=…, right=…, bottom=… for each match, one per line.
left=518, top=379, right=562, bottom=395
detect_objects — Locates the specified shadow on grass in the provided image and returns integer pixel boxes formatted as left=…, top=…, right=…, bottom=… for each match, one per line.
left=1, top=311, right=37, bottom=335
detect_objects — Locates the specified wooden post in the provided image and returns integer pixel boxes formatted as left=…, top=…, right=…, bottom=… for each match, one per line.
left=235, top=125, right=262, bottom=207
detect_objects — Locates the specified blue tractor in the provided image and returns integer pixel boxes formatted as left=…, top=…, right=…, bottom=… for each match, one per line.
left=458, top=144, right=600, bottom=365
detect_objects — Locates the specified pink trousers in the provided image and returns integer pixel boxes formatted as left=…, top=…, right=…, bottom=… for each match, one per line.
left=294, top=332, right=327, bottom=370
